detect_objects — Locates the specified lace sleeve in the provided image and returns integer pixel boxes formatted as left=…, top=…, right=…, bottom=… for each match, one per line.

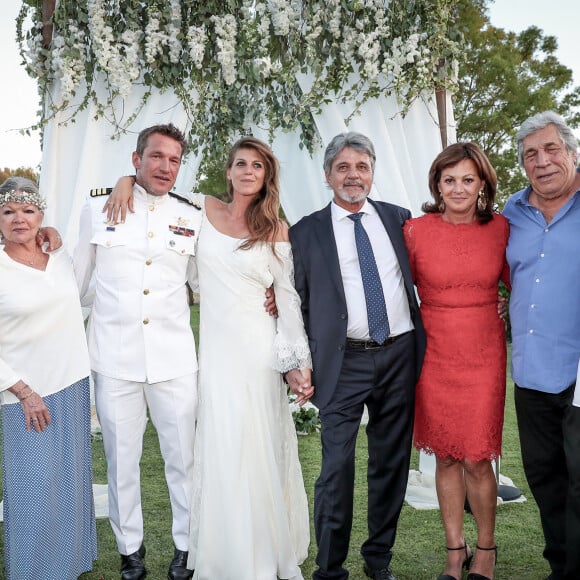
left=269, top=243, right=312, bottom=373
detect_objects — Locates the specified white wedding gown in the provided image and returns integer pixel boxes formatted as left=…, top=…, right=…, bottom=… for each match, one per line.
left=188, top=196, right=311, bottom=580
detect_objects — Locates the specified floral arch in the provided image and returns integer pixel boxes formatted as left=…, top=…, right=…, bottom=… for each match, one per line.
left=17, top=0, right=460, bottom=242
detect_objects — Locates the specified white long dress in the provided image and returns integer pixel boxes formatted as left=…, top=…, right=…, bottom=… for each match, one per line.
left=188, top=196, right=311, bottom=580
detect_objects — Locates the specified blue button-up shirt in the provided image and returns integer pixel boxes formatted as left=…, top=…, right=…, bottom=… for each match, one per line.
left=503, top=171, right=580, bottom=393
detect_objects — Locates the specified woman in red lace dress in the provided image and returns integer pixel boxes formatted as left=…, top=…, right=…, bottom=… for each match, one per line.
left=403, top=143, right=510, bottom=580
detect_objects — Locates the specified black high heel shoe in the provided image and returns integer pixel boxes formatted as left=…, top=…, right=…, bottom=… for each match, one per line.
left=437, top=544, right=473, bottom=580
left=466, top=545, right=497, bottom=580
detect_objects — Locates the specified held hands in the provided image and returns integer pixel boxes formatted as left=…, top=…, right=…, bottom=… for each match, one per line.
left=285, top=368, right=315, bottom=406
left=102, top=175, right=136, bottom=224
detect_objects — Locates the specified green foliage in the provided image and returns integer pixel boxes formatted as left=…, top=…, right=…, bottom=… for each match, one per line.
left=17, top=0, right=462, bottom=167
left=453, top=0, right=580, bottom=208
left=289, top=395, right=321, bottom=435
left=499, top=281, right=511, bottom=343
left=196, top=157, right=228, bottom=200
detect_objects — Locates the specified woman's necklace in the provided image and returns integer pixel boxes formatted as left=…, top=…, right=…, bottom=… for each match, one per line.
left=5, top=248, right=46, bottom=268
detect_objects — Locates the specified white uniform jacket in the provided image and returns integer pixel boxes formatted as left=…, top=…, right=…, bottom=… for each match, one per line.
left=74, top=184, right=202, bottom=383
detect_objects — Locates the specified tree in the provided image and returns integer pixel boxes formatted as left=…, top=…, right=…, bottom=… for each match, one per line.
left=453, top=0, right=580, bottom=206
left=0, top=167, right=40, bottom=184
left=196, top=157, right=228, bottom=200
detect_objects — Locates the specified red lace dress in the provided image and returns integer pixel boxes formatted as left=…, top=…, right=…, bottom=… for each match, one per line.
left=403, top=213, right=510, bottom=461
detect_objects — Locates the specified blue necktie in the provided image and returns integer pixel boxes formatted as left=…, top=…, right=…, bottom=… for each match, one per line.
left=348, top=212, right=390, bottom=343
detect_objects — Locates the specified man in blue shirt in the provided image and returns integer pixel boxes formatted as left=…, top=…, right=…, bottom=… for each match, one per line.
left=503, top=111, right=580, bottom=580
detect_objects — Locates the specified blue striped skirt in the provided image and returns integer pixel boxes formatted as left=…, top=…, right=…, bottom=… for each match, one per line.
left=1, top=377, right=97, bottom=580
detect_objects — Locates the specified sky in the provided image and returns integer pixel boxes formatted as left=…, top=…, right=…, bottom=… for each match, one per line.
left=1, top=0, right=579, bottom=170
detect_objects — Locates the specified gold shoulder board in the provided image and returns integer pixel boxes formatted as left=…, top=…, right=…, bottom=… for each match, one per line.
left=90, top=187, right=113, bottom=197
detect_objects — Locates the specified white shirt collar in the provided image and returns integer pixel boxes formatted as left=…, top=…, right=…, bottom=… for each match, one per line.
left=331, top=197, right=376, bottom=221
left=134, top=182, right=169, bottom=205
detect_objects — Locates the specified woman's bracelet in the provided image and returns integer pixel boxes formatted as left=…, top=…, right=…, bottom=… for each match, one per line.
left=18, top=388, right=34, bottom=401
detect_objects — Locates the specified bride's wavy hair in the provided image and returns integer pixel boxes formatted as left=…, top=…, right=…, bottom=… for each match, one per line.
left=225, top=136, right=282, bottom=251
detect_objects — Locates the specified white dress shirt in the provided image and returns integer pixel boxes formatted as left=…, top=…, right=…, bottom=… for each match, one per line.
left=0, top=247, right=90, bottom=404
left=74, top=184, right=202, bottom=383
left=331, top=199, right=413, bottom=340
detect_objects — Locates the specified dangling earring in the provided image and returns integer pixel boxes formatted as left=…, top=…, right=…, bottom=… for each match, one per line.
left=438, top=194, right=445, bottom=213
left=477, top=189, right=486, bottom=212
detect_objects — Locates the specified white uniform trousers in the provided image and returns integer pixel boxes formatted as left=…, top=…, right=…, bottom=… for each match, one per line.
left=94, top=372, right=197, bottom=555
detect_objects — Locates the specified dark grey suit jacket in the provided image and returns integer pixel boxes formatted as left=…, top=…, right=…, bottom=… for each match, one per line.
left=289, top=198, right=426, bottom=410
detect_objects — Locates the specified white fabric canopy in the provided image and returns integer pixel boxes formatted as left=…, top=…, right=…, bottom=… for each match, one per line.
left=39, top=77, right=454, bottom=249
left=34, top=76, right=457, bottom=506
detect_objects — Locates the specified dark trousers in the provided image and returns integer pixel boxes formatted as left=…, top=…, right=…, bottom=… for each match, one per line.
left=515, top=383, right=580, bottom=580
left=313, top=332, right=416, bottom=580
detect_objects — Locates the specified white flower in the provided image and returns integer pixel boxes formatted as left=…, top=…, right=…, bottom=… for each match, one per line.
left=48, top=19, right=88, bottom=102
left=187, top=25, right=206, bottom=69
left=145, top=17, right=162, bottom=65
left=268, top=0, right=299, bottom=36
left=211, top=14, right=238, bottom=86
left=17, top=0, right=460, bottom=164
left=254, top=56, right=273, bottom=78
left=168, top=0, right=183, bottom=64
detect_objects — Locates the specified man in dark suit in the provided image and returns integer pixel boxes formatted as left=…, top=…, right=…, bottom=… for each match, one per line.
left=288, top=132, right=426, bottom=580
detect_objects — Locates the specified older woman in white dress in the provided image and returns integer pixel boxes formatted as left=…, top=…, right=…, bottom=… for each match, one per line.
left=0, top=177, right=96, bottom=580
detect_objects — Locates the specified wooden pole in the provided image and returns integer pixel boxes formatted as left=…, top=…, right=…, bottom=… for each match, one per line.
left=41, top=0, right=56, bottom=48
left=435, top=58, right=449, bottom=149
left=435, top=87, right=448, bottom=149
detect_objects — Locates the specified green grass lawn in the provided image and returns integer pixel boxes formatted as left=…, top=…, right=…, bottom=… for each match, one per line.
left=294, top=372, right=551, bottom=580
left=0, top=307, right=551, bottom=579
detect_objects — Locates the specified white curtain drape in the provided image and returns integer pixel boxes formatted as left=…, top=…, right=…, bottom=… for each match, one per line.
left=38, top=75, right=457, bottom=497
left=39, top=78, right=454, bottom=249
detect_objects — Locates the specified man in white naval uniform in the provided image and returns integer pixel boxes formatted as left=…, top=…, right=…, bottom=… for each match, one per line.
left=74, top=124, right=200, bottom=580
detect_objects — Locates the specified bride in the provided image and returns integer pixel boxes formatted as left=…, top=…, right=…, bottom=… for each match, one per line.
left=186, top=136, right=313, bottom=579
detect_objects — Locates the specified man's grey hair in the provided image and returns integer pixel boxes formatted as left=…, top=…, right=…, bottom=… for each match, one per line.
left=516, top=111, right=578, bottom=166
left=323, top=132, right=376, bottom=174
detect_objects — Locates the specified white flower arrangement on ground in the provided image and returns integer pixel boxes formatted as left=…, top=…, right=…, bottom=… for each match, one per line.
left=16, top=0, right=461, bottom=164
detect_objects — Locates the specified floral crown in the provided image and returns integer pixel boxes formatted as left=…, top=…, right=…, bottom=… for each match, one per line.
left=0, top=189, right=47, bottom=211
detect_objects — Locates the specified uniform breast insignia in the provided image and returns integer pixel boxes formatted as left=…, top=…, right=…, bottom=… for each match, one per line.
left=168, top=191, right=202, bottom=210
left=169, top=223, right=195, bottom=237
left=90, top=187, right=113, bottom=197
